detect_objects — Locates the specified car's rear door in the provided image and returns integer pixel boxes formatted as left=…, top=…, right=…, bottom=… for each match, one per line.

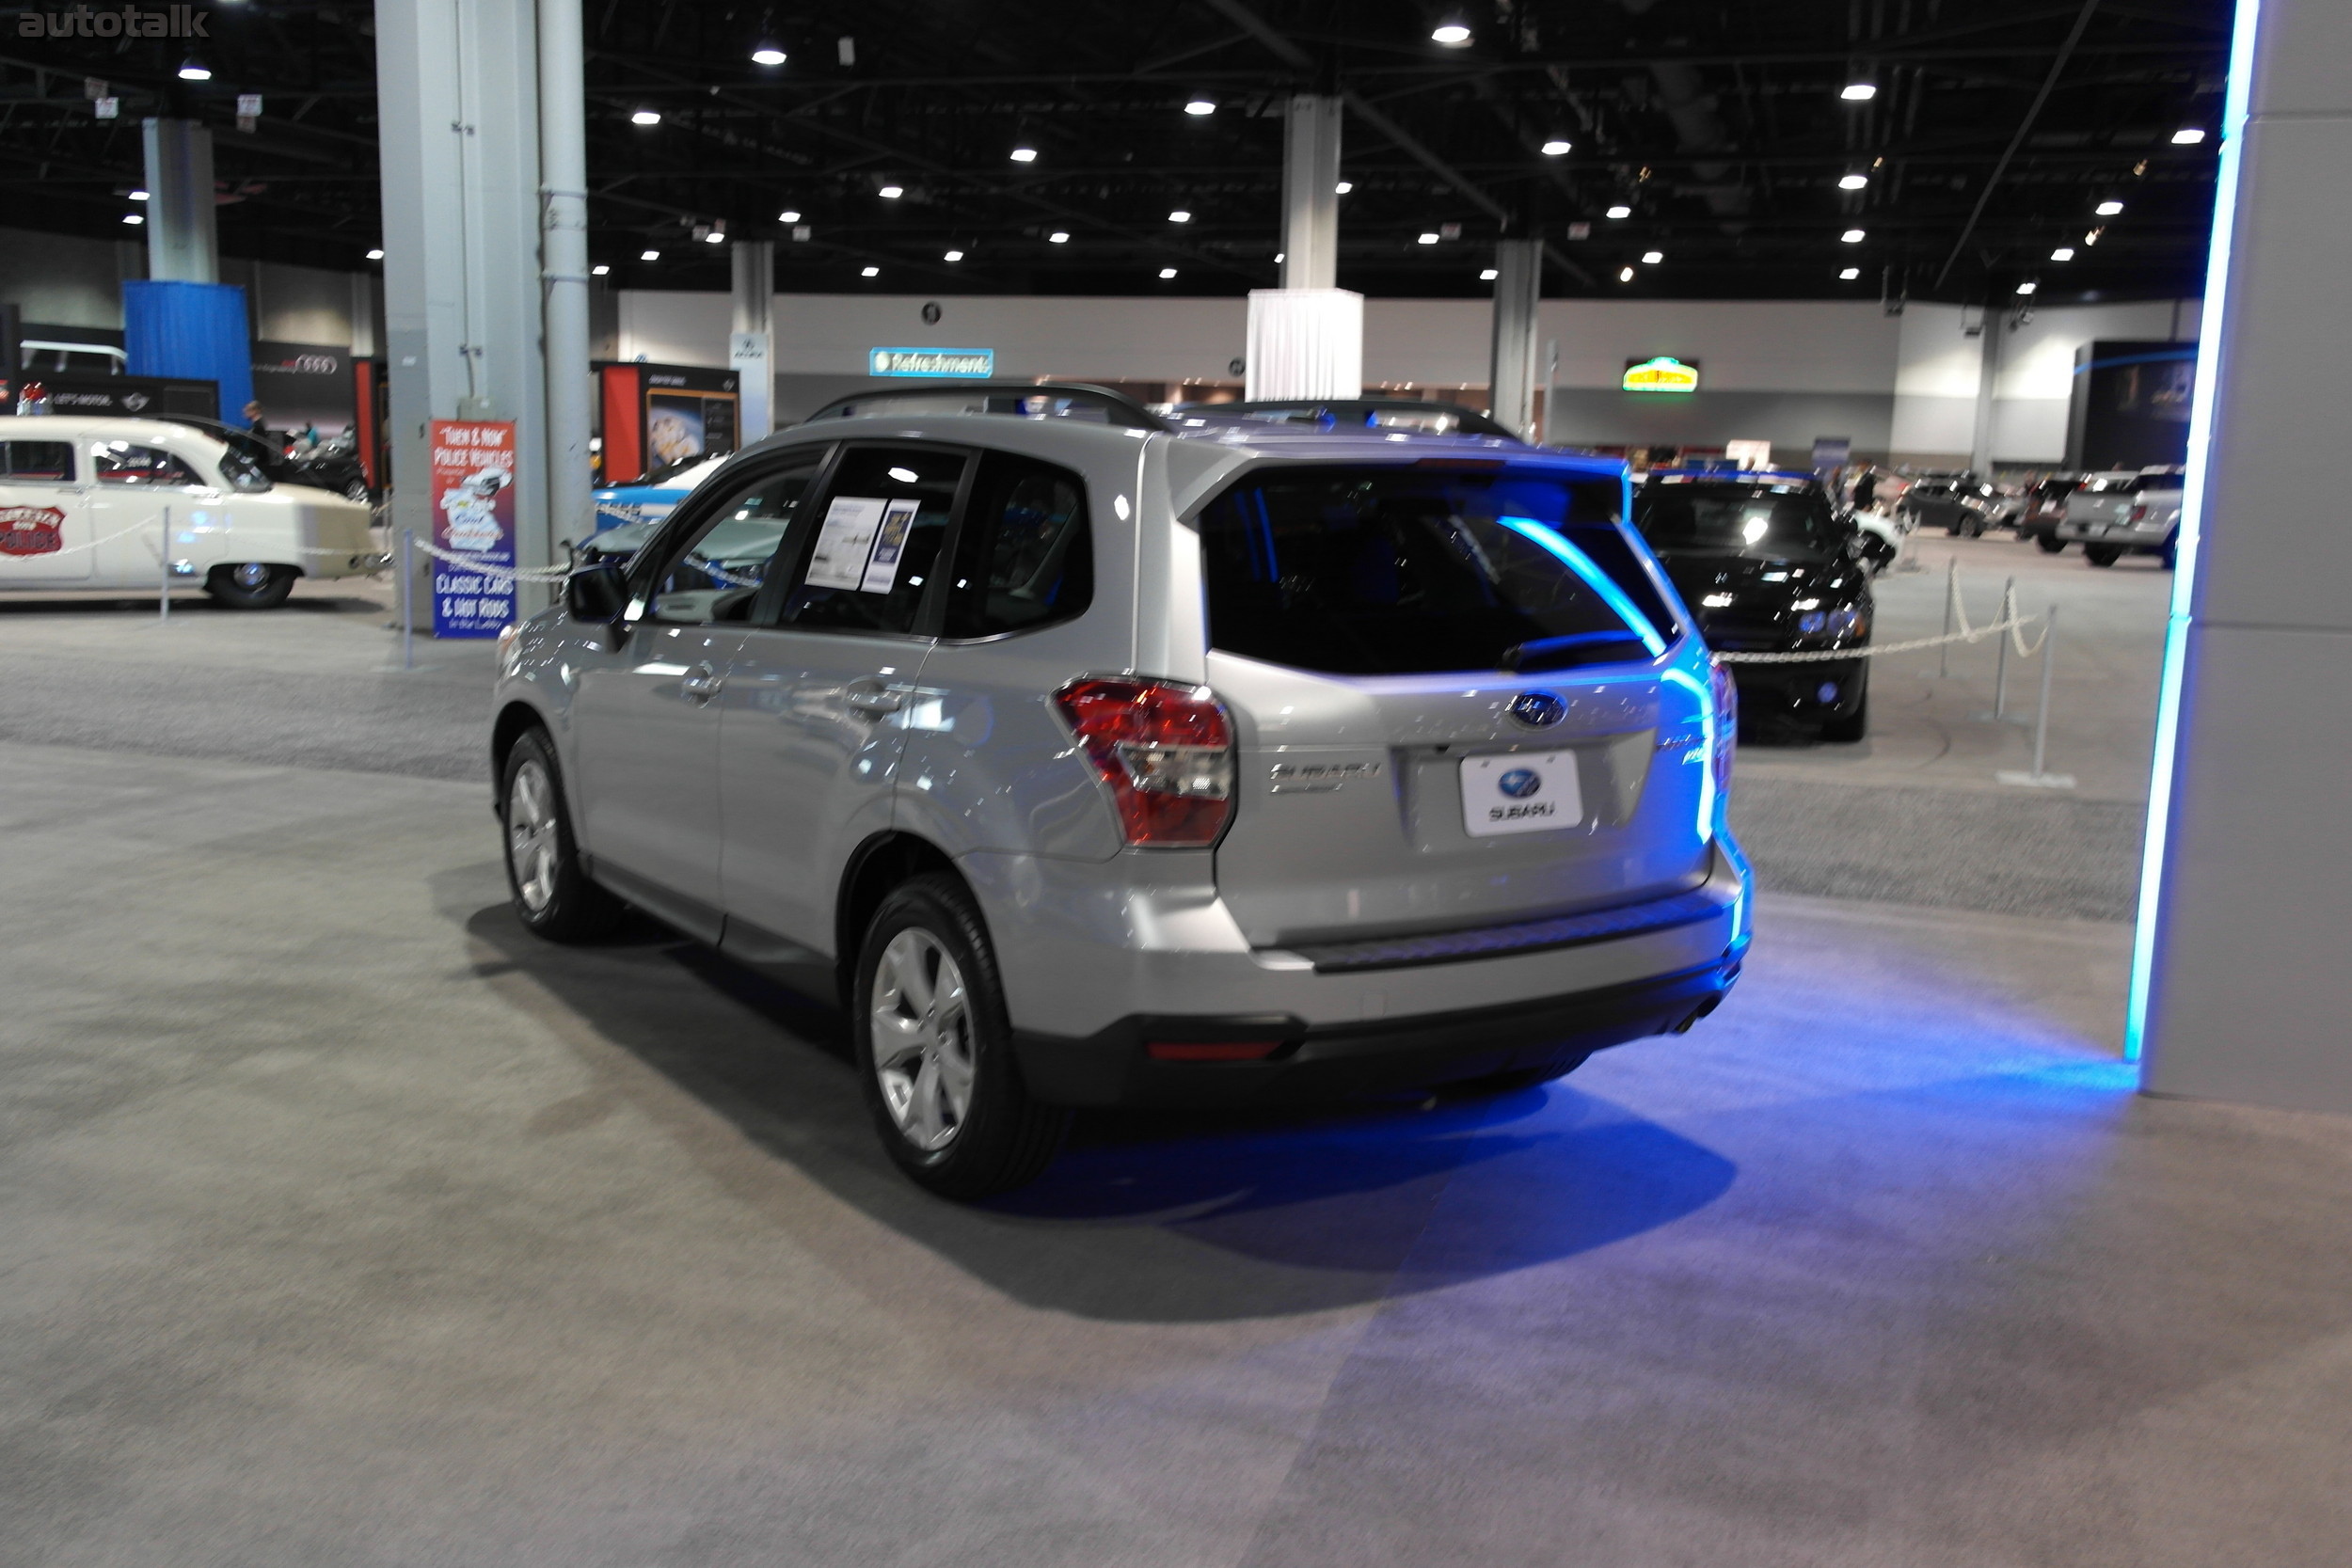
left=1198, top=460, right=1716, bottom=948
left=714, top=442, right=969, bottom=968
left=0, top=436, right=95, bottom=584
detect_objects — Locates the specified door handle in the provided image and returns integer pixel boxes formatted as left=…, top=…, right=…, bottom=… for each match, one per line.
left=843, top=679, right=907, bottom=716
left=679, top=661, right=724, bottom=702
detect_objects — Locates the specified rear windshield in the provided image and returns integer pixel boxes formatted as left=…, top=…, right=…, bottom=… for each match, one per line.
left=1200, top=464, right=1679, bottom=677
left=1635, top=482, right=1844, bottom=561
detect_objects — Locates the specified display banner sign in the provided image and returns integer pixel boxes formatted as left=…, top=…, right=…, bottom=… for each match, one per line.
left=1622, top=356, right=1701, bottom=393
left=429, top=420, right=517, bottom=639
left=868, top=347, right=994, bottom=378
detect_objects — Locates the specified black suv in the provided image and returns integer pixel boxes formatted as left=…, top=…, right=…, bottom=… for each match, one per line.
left=1635, top=470, right=1874, bottom=741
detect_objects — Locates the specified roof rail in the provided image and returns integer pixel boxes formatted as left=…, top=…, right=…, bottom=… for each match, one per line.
left=801, top=380, right=1170, bottom=432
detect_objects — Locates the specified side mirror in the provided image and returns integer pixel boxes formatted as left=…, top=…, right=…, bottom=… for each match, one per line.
left=565, top=562, right=629, bottom=625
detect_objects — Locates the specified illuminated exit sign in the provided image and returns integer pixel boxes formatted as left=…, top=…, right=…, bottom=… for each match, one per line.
left=1623, top=356, right=1701, bottom=392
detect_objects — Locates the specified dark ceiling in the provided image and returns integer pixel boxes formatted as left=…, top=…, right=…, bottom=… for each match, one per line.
left=4, top=0, right=2231, bottom=305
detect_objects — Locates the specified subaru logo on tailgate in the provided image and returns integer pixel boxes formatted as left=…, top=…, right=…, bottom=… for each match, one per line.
left=1507, top=690, right=1566, bottom=728
left=1497, top=768, right=1542, bottom=800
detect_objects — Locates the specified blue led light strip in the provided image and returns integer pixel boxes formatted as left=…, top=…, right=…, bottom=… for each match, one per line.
left=2125, top=0, right=2265, bottom=1067
left=1497, top=515, right=1668, bottom=657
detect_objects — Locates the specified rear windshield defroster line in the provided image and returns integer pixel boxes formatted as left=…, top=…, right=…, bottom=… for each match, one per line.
left=1199, top=465, right=1681, bottom=678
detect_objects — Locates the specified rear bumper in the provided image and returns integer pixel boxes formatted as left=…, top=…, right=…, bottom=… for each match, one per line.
left=2055, top=520, right=2168, bottom=549
left=1013, top=952, right=1742, bottom=1107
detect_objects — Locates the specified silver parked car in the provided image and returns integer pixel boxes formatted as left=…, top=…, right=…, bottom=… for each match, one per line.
left=2056, top=467, right=2184, bottom=567
left=492, top=384, right=1750, bottom=1196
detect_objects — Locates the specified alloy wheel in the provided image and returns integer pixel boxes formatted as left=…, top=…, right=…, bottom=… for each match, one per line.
left=868, top=929, right=976, bottom=1152
left=506, top=759, right=559, bottom=912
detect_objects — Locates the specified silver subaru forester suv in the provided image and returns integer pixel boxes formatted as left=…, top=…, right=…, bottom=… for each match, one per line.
left=493, top=384, right=1749, bottom=1197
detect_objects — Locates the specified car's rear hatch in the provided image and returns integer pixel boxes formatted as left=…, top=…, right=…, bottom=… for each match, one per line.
left=1196, top=458, right=1715, bottom=948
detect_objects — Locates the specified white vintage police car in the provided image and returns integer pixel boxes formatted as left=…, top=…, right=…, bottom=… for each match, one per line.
left=0, top=415, right=378, bottom=608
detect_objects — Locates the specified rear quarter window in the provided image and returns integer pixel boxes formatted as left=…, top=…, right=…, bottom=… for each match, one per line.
left=1199, top=463, right=1680, bottom=677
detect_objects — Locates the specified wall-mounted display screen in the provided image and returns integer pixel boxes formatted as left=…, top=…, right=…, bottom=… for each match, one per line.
left=1622, top=356, right=1701, bottom=393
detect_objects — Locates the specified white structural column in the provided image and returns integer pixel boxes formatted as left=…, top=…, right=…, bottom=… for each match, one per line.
left=537, top=0, right=593, bottom=553
left=1968, top=307, right=2003, bottom=475
left=1248, top=93, right=1362, bottom=402
left=141, top=119, right=218, bottom=282
left=1486, top=238, right=1543, bottom=439
left=2133, top=0, right=2352, bottom=1108
left=376, top=0, right=553, bottom=593
left=730, top=241, right=775, bottom=444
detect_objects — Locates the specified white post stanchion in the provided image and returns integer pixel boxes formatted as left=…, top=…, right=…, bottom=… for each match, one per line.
left=1996, top=604, right=2074, bottom=789
left=157, top=505, right=171, bottom=623
left=1937, top=557, right=1958, bottom=677
left=1992, top=576, right=2015, bottom=719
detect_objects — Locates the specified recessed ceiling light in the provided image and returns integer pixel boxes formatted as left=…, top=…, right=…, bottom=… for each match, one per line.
left=750, top=44, right=787, bottom=67
left=2015, top=280, right=2038, bottom=294
left=1841, top=228, right=1866, bottom=243
left=641, top=249, right=660, bottom=261
left=1642, top=249, right=1664, bottom=264
left=1159, top=267, right=1178, bottom=279
left=1048, top=230, right=1070, bottom=244
left=1334, top=181, right=1353, bottom=194
left=1479, top=268, right=1500, bottom=280
left=122, top=214, right=144, bottom=225
left=1838, top=266, right=1861, bottom=280
left=1837, top=173, right=1868, bottom=190
left=2170, top=127, right=2206, bottom=145
left=1540, top=138, right=1571, bottom=156
left=177, top=58, right=211, bottom=81
left=1841, top=82, right=1877, bottom=101
left=1618, top=265, right=1635, bottom=282
left=1009, top=145, right=1037, bottom=163
left=2096, top=199, right=2124, bottom=215
left=2051, top=246, right=2075, bottom=261
left=1184, top=98, right=1216, bottom=116
left=862, top=265, right=881, bottom=277
left=1606, top=204, right=1631, bottom=219
left=2084, top=229, right=2103, bottom=245
left=366, top=247, right=384, bottom=260
left=778, top=209, right=801, bottom=223
left=1417, top=231, right=1438, bottom=245
left=1275, top=252, right=1284, bottom=263
left=945, top=249, right=963, bottom=261
left=128, top=189, right=149, bottom=201
left=1168, top=209, right=1191, bottom=223
left=1431, top=22, right=1470, bottom=46
left=631, top=108, right=660, bottom=126
left=705, top=230, right=727, bottom=244
left=592, top=264, right=610, bottom=276
left=879, top=184, right=903, bottom=199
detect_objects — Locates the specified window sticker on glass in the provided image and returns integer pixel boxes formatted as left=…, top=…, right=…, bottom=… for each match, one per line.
left=806, top=496, right=887, bottom=590
left=860, top=498, right=920, bottom=594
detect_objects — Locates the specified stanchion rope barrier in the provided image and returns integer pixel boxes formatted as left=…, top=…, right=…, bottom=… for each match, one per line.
left=1713, top=574, right=2050, bottom=664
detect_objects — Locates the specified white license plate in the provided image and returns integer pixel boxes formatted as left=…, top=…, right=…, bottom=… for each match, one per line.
left=1460, top=749, right=1583, bottom=838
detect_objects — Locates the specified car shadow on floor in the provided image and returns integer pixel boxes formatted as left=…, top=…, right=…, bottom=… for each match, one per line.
left=459, top=891, right=1739, bottom=1323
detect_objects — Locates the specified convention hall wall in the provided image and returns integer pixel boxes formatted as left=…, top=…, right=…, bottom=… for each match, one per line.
left=0, top=225, right=384, bottom=354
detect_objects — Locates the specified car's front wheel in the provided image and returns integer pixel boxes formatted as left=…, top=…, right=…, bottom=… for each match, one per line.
left=204, top=562, right=295, bottom=609
left=2036, top=533, right=2067, bottom=554
left=2085, top=545, right=2122, bottom=567
left=501, top=728, right=623, bottom=942
left=854, top=874, right=1066, bottom=1199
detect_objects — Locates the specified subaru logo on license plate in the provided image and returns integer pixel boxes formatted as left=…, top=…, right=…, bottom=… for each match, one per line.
left=1497, top=768, right=1542, bottom=800
left=1508, top=690, right=1566, bottom=728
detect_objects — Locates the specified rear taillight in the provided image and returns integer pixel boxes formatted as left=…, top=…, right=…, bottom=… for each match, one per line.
left=1053, top=676, right=1235, bottom=847
left=1709, top=660, right=1738, bottom=801
left=2127, top=503, right=2150, bottom=524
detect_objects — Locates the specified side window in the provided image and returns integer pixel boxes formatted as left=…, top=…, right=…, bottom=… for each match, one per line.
left=771, top=445, right=966, bottom=637
left=0, top=441, right=75, bottom=483
left=944, top=451, right=1093, bottom=639
left=93, top=444, right=200, bottom=487
left=642, top=458, right=823, bottom=626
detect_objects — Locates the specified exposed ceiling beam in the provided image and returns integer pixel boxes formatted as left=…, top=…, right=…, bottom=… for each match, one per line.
left=1934, top=0, right=2105, bottom=288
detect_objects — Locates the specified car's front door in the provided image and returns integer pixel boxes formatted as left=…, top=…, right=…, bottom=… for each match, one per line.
left=0, top=436, right=95, bottom=585
left=716, top=443, right=971, bottom=975
left=569, top=454, right=825, bottom=936
left=87, top=439, right=213, bottom=586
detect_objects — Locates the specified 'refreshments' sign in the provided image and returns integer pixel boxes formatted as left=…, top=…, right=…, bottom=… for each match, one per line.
left=429, top=420, right=516, bottom=639
left=1622, top=356, right=1702, bottom=393
left=868, top=347, right=994, bottom=378
left=20, top=6, right=215, bottom=38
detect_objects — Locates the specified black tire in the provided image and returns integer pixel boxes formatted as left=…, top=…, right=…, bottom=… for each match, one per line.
left=2036, top=533, right=2067, bottom=554
left=499, top=728, right=624, bottom=942
left=1946, top=521, right=1963, bottom=537
left=1820, top=666, right=1870, bottom=743
left=2085, top=545, right=2122, bottom=567
left=853, top=873, right=1067, bottom=1199
left=203, top=562, right=296, bottom=609
left=2161, top=536, right=2179, bottom=571
left=342, top=477, right=373, bottom=504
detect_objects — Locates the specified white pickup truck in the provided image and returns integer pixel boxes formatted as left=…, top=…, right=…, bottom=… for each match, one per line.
left=0, top=415, right=378, bottom=608
left=2056, top=467, right=2184, bottom=569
